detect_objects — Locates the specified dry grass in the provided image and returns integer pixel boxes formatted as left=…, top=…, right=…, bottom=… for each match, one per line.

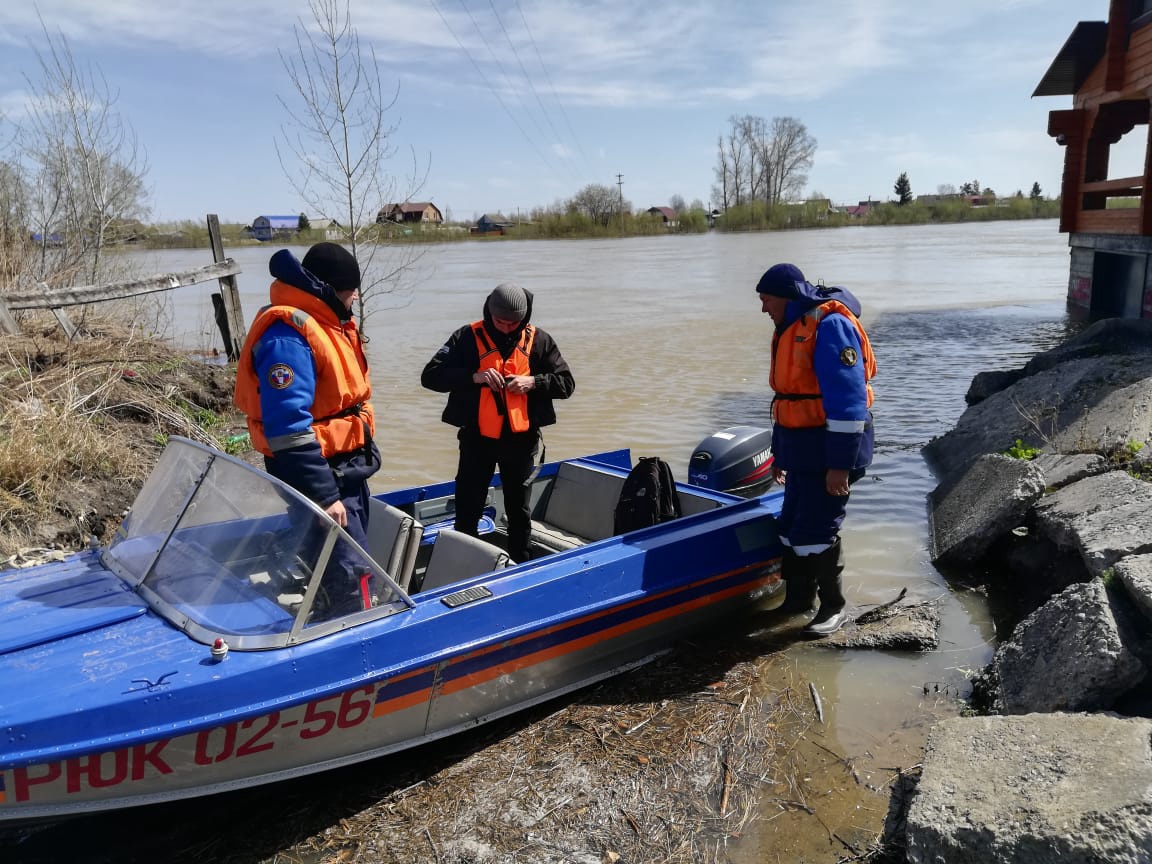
left=250, top=640, right=818, bottom=864
left=0, top=313, right=240, bottom=555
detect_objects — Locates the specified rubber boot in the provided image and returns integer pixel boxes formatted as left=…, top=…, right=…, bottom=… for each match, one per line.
left=803, top=539, right=848, bottom=638
left=776, top=547, right=817, bottom=614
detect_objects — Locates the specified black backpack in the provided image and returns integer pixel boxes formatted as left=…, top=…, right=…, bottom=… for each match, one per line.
left=613, top=457, right=683, bottom=535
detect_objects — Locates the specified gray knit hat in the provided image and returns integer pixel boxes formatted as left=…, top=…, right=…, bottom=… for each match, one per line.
left=488, top=282, right=528, bottom=320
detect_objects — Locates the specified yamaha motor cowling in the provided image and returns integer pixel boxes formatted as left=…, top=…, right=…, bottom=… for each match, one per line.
left=688, top=425, right=774, bottom=495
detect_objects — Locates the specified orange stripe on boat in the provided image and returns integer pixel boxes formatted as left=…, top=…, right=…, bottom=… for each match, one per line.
left=440, top=570, right=774, bottom=697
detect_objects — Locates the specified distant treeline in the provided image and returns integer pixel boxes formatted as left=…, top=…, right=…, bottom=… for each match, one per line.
left=136, top=198, right=1063, bottom=250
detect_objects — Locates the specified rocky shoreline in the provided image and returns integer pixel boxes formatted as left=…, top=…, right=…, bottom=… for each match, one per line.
left=908, top=318, right=1152, bottom=862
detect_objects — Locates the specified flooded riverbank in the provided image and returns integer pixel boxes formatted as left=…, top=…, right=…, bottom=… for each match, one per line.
left=2, top=220, right=1076, bottom=861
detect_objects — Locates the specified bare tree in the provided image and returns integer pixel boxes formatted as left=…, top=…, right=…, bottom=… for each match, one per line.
left=568, top=183, right=627, bottom=226
left=278, top=0, right=425, bottom=327
left=0, top=160, right=29, bottom=283
left=711, top=135, right=731, bottom=210
left=713, top=115, right=815, bottom=209
left=669, top=194, right=686, bottom=213
left=762, top=116, right=815, bottom=206
left=19, top=22, right=149, bottom=286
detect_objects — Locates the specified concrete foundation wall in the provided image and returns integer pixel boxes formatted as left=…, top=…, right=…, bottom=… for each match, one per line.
left=1067, top=233, right=1152, bottom=319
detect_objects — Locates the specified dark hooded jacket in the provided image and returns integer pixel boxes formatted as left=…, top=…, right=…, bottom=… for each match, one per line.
left=420, top=289, right=575, bottom=432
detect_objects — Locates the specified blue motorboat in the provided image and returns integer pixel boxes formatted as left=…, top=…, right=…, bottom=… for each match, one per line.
left=0, top=432, right=783, bottom=822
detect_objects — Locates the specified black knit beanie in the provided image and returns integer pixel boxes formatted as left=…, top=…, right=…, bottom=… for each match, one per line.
left=302, top=242, right=361, bottom=292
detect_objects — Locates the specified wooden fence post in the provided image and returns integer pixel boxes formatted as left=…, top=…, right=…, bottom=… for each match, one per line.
left=0, top=295, right=19, bottom=336
left=207, top=214, right=247, bottom=361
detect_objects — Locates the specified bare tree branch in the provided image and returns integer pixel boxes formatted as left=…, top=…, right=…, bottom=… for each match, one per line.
left=276, top=0, right=428, bottom=329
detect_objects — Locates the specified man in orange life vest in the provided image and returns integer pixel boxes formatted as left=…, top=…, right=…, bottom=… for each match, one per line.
left=756, top=263, right=876, bottom=637
left=234, top=242, right=381, bottom=614
left=421, top=283, right=575, bottom=563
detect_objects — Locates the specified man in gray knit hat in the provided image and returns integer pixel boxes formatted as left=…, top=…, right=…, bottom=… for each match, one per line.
left=421, top=282, right=575, bottom=563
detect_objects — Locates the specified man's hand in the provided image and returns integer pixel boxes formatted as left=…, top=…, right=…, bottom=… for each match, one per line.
left=826, top=468, right=850, bottom=497
left=504, top=375, right=535, bottom=394
left=473, top=368, right=505, bottom=389
left=325, top=499, right=348, bottom=526
left=772, top=466, right=787, bottom=485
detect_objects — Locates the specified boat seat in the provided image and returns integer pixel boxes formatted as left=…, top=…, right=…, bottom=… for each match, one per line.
left=679, top=491, right=723, bottom=516
left=530, top=463, right=626, bottom=553
left=365, top=499, right=423, bottom=592
left=529, top=464, right=724, bottom=553
left=420, top=529, right=511, bottom=593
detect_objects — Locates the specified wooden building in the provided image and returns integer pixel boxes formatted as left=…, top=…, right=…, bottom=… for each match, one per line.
left=472, top=213, right=514, bottom=235
left=646, top=206, right=679, bottom=226
left=1036, top=0, right=1152, bottom=319
left=376, top=202, right=444, bottom=225
left=250, top=215, right=300, bottom=242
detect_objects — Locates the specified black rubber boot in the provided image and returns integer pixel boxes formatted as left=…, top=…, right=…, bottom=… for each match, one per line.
left=777, top=547, right=818, bottom=614
left=803, top=539, right=848, bottom=638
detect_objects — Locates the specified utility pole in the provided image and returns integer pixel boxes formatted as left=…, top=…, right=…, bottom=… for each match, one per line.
left=616, top=173, right=624, bottom=235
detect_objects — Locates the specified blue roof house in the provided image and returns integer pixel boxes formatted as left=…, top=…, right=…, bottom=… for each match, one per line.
left=251, top=215, right=300, bottom=242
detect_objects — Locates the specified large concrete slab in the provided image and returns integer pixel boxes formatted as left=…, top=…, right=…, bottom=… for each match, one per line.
left=928, top=453, right=1044, bottom=565
left=907, top=713, right=1152, bottom=864
left=1034, top=471, right=1152, bottom=575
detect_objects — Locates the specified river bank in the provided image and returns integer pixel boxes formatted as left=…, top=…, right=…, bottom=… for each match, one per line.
left=135, top=208, right=1061, bottom=251
left=913, top=318, right=1152, bottom=862
left=0, top=221, right=1078, bottom=861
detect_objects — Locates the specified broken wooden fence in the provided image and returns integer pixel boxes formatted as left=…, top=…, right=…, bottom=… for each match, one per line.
left=0, top=215, right=247, bottom=360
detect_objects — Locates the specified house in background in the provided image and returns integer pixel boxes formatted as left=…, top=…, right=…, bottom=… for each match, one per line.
left=309, top=218, right=344, bottom=240
left=844, top=200, right=880, bottom=219
left=646, top=206, right=679, bottom=227
left=29, top=231, right=64, bottom=247
left=376, top=202, right=444, bottom=225
left=1035, top=0, right=1152, bottom=319
left=472, top=213, right=514, bottom=235
left=250, top=215, right=300, bottom=242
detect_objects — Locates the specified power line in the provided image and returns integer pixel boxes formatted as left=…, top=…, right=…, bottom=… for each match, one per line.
left=457, top=0, right=559, bottom=167
left=430, top=0, right=564, bottom=182
left=486, top=0, right=572, bottom=170
left=511, top=0, right=592, bottom=172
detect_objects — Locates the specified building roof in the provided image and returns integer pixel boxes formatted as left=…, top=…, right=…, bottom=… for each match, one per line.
left=647, top=206, right=677, bottom=220
left=394, top=202, right=437, bottom=214
left=255, top=215, right=301, bottom=226
left=1033, top=21, right=1108, bottom=97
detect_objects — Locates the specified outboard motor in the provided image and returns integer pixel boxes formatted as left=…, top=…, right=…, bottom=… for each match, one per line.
left=688, top=425, right=775, bottom=495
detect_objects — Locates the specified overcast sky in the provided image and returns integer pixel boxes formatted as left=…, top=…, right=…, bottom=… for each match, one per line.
left=0, top=0, right=1114, bottom=223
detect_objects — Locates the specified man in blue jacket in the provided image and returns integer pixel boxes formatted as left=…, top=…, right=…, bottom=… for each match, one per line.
left=756, top=263, right=877, bottom=637
left=234, top=242, right=380, bottom=616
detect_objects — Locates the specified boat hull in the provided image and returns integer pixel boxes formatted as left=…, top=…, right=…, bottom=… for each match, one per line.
left=1, top=560, right=777, bottom=820
left=0, top=440, right=784, bottom=822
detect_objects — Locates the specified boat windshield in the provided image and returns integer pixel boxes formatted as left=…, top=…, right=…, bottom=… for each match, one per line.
left=103, top=438, right=411, bottom=648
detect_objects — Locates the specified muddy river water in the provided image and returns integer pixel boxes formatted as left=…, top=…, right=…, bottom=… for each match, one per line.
left=116, top=220, right=1075, bottom=860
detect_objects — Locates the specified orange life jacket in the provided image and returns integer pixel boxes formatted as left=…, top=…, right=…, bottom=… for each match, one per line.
left=770, top=299, right=876, bottom=429
left=234, top=281, right=375, bottom=458
left=472, top=321, right=536, bottom=438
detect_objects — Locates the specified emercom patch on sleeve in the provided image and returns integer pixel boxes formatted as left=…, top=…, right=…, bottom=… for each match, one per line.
left=839, top=347, right=858, bottom=367
left=268, top=363, right=295, bottom=389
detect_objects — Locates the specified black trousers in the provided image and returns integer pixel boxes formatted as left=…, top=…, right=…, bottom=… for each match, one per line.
left=454, top=428, right=539, bottom=562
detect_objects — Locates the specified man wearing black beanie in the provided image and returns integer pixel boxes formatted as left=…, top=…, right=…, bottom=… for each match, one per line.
left=235, top=242, right=381, bottom=618
left=421, top=282, right=575, bottom=563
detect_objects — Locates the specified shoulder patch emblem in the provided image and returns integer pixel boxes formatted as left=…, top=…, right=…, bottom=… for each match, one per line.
left=839, top=347, right=858, bottom=367
left=268, top=363, right=295, bottom=389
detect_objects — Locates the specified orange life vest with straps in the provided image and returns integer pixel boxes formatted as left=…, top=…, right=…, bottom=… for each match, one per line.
left=472, top=321, right=536, bottom=439
left=234, top=281, right=376, bottom=458
left=770, top=299, right=876, bottom=429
